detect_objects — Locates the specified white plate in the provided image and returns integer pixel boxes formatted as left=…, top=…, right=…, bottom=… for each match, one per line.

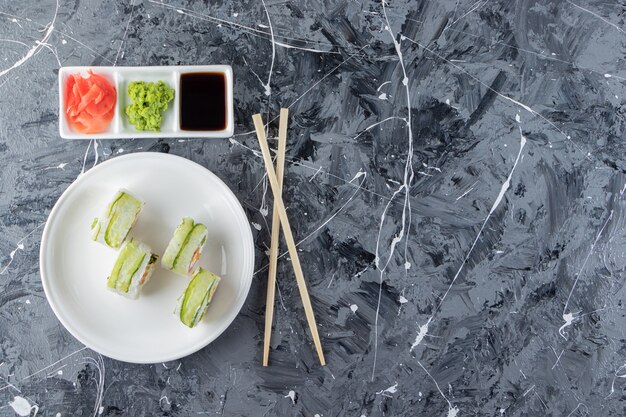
left=58, top=65, right=234, bottom=139
left=40, top=153, right=254, bottom=363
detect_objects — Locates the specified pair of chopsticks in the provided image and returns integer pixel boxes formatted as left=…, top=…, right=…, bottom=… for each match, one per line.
left=253, top=109, right=326, bottom=366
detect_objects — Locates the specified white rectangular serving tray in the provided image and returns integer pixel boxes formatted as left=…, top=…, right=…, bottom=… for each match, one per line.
left=58, top=65, right=234, bottom=139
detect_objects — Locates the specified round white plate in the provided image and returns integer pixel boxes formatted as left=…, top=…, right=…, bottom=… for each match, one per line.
left=40, top=152, right=254, bottom=363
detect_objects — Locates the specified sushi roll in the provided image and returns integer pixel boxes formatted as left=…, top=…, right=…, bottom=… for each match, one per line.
left=177, top=268, right=221, bottom=328
left=161, top=217, right=208, bottom=276
left=107, top=239, right=158, bottom=299
left=91, top=190, right=143, bottom=249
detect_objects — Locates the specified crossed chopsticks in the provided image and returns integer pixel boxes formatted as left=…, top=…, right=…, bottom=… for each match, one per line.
left=252, top=109, right=326, bottom=366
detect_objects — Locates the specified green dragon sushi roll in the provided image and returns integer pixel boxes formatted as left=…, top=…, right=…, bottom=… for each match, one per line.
left=176, top=268, right=221, bottom=328
left=91, top=190, right=143, bottom=249
left=161, top=217, right=208, bottom=276
left=107, top=239, right=158, bottom=299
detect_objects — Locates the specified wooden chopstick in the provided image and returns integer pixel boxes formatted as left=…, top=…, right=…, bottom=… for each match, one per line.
left=253, top=112, right=326, bottom=366
left=263, top=108, right=289, bottom=366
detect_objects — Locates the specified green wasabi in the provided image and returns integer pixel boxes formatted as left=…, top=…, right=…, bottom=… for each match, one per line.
left=125, top=80, right=174, bottom=132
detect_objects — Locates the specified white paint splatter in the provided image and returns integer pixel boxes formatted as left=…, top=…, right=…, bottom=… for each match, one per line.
left=384, top=383, right=398, bottom=393
left=61, top=39, right=67, bottom=45
left=400, top=35, right=585, bottom=154
left=412, top=127, right=527, bottom=349
left=399, top=295, right=408, bottom=304
left=416, top=362, right=459, bottom=417
left=456, top=185, right=476, bottom=201
left=410, top=317, right=432, bottom=351
left=607, top=363, right=626, bottom=398
left=260, top=0, right=275, bottom=96
left=45, top=162, right=68, bottom=170
left=253, top=172, right=367, bottom=278
left=353, top=116, right=407, bottom=140
left=309, top=166, right=323, bottom=182
left=0, top=0, right=59, bottom=78
left=284, top=390, right=296, bottom=404
left=558, top=312, right=578, bottom=339
left=251, top=222, right=262, bottom=231
left=561, top=209, right=613, bottom=338
left=233, top=12, right=238, bottom=17
left=9, top=396, right=35, bottom=416
left=378, top=93, right=387, bottom=100
left=515, top=113, right=521, bottom=123
left=25, top=299, right=31, bottom=304
left=567, top=0, right=626, bottom=35
left=372, top=1, right=416, bottom=381
left=1, top=243, right=24, bottom=274
left=376, top=382, right=398, bottom=397
left=349, top=170, right=366, bottom=182
left=274, top=40, right=337, bottom=54
left=377, top=81, right=391, bottom=91
left=350, top=304, right=358, bottom=313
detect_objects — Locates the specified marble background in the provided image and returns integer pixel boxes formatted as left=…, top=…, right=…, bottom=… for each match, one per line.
left=1, top=0, right=625, bottom=415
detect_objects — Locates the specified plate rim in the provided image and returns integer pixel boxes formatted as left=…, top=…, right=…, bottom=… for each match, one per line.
left=39, top=152, right=254, bottom=363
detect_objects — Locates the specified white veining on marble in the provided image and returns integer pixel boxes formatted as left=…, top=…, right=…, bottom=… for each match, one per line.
left=560, top=209, right=614, bottom=338
left=376, top=382, right=398, bottom=398
left=412, top=125, right=526, bottom=350
left=567, top=0, right=626, bottom=35
left=0, top=222, right=44, bottom=275
left=253, top=171, right=367, bottom=275
left=0, top=0, right=58, bottom=78
left=8, top=396, right=37, bottom=417
left=400, top=35, right=590, bottom=157
left=372, top=0, right=416, bottom=381
left=416, top=361, right=459, bottom=417
left=114, top=1, right=136, bottom=65
left=284, top=390, right=296, bottom=404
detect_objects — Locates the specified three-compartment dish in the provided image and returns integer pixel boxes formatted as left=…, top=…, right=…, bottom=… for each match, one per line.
left=58, top=65, right=234, bottom=139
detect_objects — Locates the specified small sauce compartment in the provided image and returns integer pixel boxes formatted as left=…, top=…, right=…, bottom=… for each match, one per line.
left=179, top=72, right=227, bottom=132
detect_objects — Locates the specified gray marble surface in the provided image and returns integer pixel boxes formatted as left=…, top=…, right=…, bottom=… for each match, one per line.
left=1, top=0, right=625, bottom=415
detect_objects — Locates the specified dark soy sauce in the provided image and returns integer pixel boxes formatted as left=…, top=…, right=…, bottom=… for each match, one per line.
left=180, top=72, right=226, bottom=131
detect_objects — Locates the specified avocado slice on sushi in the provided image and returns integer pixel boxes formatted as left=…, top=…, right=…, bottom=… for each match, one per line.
left=178, top=268, right=220, bottom=327
left=91, top=190, right=143, bottom=249
left=107, top=239, right=158, bottom=299
left=162, top=218, right=208, bottom=276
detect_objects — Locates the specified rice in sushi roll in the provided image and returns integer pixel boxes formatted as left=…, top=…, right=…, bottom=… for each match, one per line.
left=161, top=217, right=208, bottom=276
left=107, top=239, right=158, bottom=299
left=176, top=268, right=221, bottom=328
left=91, top=190, right=143, bottom=249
